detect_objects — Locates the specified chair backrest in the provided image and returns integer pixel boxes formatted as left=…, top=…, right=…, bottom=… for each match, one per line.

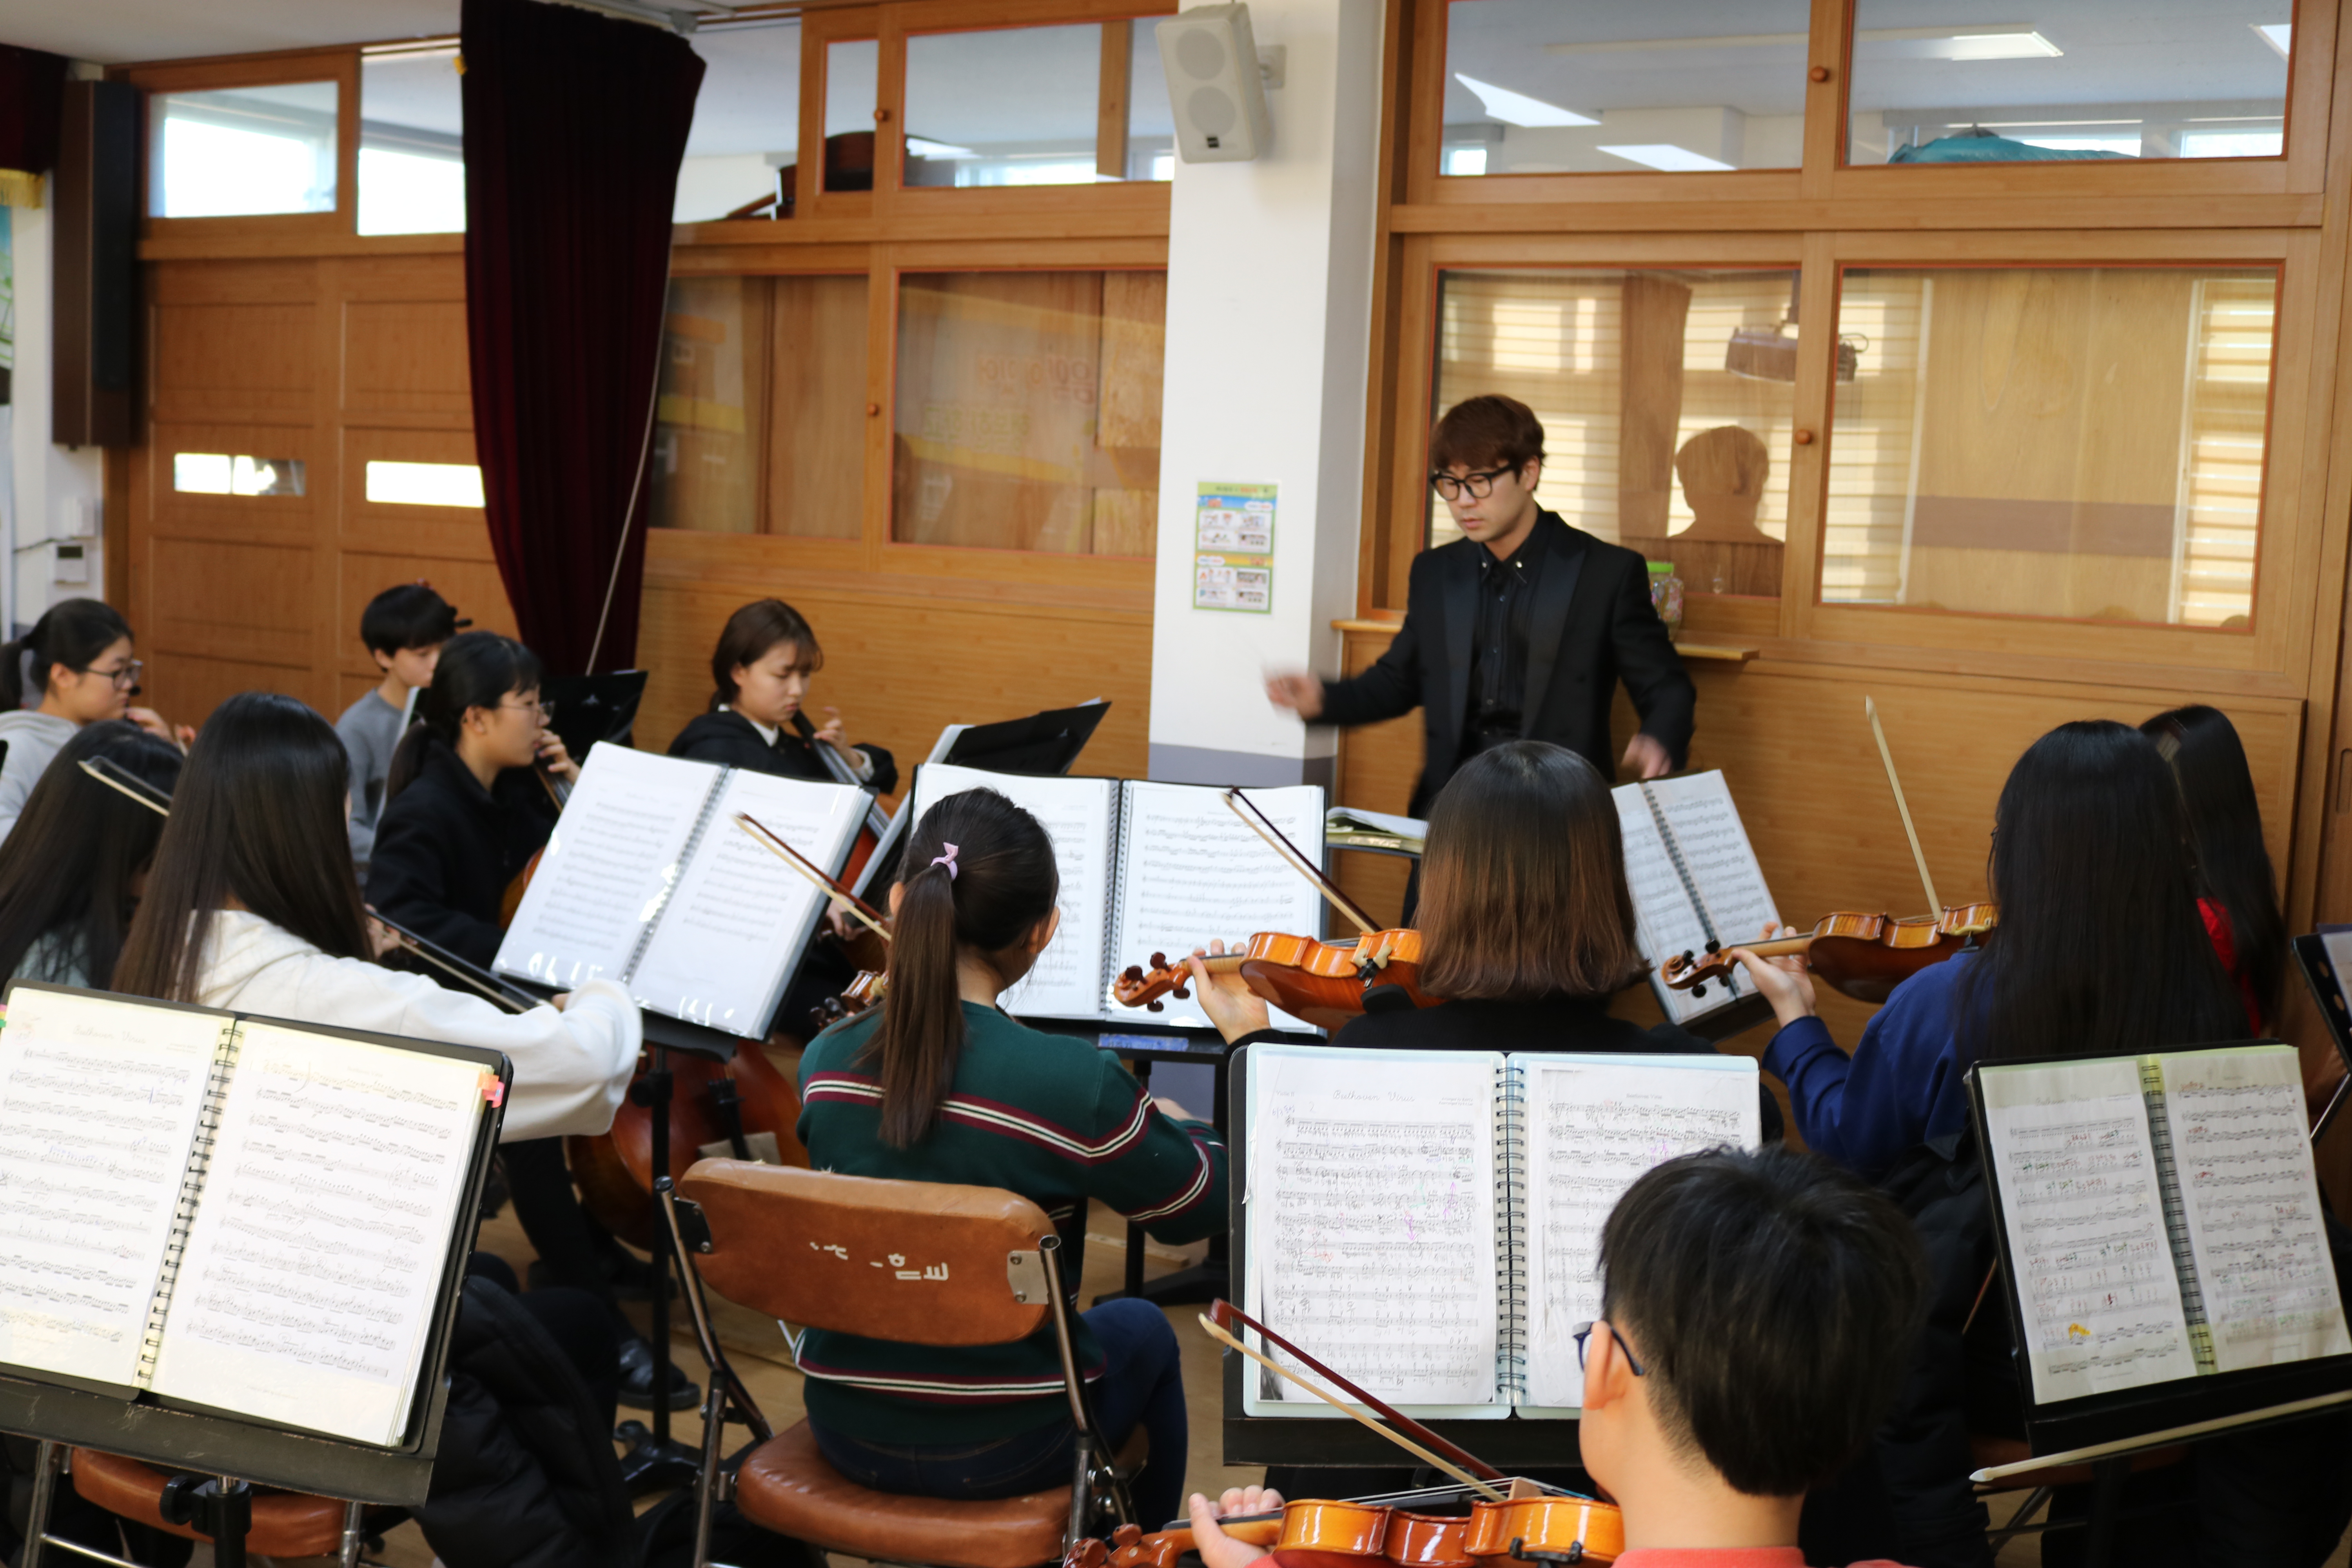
left=678, top=1158, right=1055, bottom=1346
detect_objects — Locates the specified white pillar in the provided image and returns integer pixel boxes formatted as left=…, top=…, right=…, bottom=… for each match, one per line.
left=1145, top=0, right=1380, bottom=788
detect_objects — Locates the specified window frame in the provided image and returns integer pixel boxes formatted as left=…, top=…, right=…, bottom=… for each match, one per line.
left=129, top=50, right=360, bottom=246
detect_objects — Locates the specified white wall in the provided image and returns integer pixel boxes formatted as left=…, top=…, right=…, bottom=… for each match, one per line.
left=1146, top=0, right=1381, bottom=787
left=6, top=200, right=107, bottom=637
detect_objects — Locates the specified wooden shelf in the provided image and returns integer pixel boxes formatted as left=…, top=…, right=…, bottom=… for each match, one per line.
left=1331, top=619, right=1757, bottom=663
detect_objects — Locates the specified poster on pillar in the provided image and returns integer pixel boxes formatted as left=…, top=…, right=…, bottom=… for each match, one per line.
left=1192, top=482, right=1275, bottom=612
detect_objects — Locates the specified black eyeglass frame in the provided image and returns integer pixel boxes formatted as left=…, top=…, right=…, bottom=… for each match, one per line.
left=1570, top=1319, right=1646, bottom=1377
left=70, top=657, right=145, bottom=691
left=1428, top=463, right=1520, bottom=501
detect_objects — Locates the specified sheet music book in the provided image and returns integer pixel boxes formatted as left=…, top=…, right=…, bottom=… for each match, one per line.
left=0, top=984, right=504, bottom=1448
left=1238, top=1044, right=1760, bottom=1419
left=493, top=746, right=867, bottom=1036
left=906, top=763, right=1326, bottom=1030
left=1325, top=806, right=1425, bottom=858
left=1973, top=1045, right=2351, bottom=1408
left=1610, top=771, right=1779, bottom=1027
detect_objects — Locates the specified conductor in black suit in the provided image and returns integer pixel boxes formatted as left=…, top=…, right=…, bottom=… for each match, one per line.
left=1269, top=394, right=1695, bottom=813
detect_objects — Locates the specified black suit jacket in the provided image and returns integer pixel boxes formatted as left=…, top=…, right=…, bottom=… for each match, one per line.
left=1317, top=512, right=1696, bottom=812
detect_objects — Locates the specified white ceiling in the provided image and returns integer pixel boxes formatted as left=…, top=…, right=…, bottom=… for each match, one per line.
left=0, top=0, right=459, bottom=65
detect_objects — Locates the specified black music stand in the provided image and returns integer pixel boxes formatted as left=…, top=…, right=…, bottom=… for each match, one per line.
left=2291, top=931, right=2352, bottom=1143
left=543, top=670, right=648, bottom=762
left=939, top=701, right=1111, bottom=775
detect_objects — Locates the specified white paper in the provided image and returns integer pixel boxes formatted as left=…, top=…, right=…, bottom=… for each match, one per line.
left=629, top=772, right=865, bottom=1035
left=1612, top=773, right=1779, bottom=1027
left=494, top=747, right=714, bottom=989
left=1979, top=1058, right=2200, bottom=1403
left=911, top=764, right=1119, bottom=1020
left=1326, top=806, right=1427, bottom=838
left=1243, top=1046, right=1501, bottom=1415
left=1517, top=1054, right=1762, bottom=1410
left=0, top=990, right=223, bottom=1388
left=2150, top=1047, right=2352, bottom=1372
left=147, top=1024, right=485, bottom=1444
left=1108, top=782, right=1327, bottom=1032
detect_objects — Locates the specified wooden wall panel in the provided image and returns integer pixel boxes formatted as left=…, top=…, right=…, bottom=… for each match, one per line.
left=342, top=299, right=472, bottom=417
left=638, top=537, right=1153, bottom=803
left=152, top=304, right=316, bottom=419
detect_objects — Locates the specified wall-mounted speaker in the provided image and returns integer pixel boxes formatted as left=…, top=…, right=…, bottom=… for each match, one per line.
left=54, top=79, right=140, bottom=449
left=1156, top=4, right=1273, bottom=163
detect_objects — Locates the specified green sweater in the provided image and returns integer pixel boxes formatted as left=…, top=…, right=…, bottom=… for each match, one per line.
left=794, top=1003, right=1227, bottom=1442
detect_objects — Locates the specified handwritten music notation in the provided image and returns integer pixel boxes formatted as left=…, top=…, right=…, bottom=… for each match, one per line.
left=2154, top=1052, right=2352, bottom=1370
left=0, top=993, right=224, bottom=1386
left=1248, top=1050, right=1500, bottom=1409
left=147, top=1025, right=483, bottom=1442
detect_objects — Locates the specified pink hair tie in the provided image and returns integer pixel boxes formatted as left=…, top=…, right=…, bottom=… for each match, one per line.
left=930, top=842, right=960, bottom=880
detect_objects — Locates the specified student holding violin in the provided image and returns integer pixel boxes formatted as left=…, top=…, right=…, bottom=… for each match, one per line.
left=668, top=598, right=896, bottom=793
left=797, top=787, right=1225, bottom=1531
left=1182, top=1147, right=1931, bottom=1568
left=2143, top=704, right=2285, bottom=1033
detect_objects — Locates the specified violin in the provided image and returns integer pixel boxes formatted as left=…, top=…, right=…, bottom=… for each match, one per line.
left=1073, top=1487, right=1622, bottom=1568
left=1660, top=902, right=1997, bottom=1006
left=1115, top=931, right=1440, bottom=1032
left=809, top=969, right=887, bottom=1032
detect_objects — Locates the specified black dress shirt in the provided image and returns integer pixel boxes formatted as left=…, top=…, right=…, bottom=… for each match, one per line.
left=1463, top=524, right=1548, bottom=759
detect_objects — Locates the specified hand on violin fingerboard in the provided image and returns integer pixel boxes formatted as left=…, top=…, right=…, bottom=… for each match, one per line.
left=1187, top=942, right=1272, bottom=1043
left=1727, top=922, right=1819, bottom=1028
left=1188, top=1489, right=1283, bottom=1568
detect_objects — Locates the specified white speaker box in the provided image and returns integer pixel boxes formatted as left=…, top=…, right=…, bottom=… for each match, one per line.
left=1156, top=4, right=1274, bottom=163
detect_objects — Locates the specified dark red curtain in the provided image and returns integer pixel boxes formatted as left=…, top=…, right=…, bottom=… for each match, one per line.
left=461, top=0, right=703, bottom=674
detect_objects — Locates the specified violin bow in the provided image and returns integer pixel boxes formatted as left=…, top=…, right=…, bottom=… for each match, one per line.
left=78, top=757, right=172, bottom=817
left=732, top=813, right=893, bottom=943
left=1864, top=696, right=1942, bottom=916
left=1220, top=788, right=1377, bottom=936
left=1199, top=1299, right=1504, bottom=1497
left=367, top=907, right=541, bottom=1014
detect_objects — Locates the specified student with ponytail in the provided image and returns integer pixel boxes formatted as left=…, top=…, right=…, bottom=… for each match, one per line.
left=796, top=788, right=1226, bottom=1530
left=0, top=597, right=187, bottom=844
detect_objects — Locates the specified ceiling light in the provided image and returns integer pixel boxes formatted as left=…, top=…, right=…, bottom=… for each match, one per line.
left=1547, top=25, right=2058, bottom=57
left=1599, top=143, right=1733, bottom=172
left=906, top=136, right=979, bottom=159
left=1453, top=74, right=1596, bottom=128
left=2254, top=23, right=2292, bottom=59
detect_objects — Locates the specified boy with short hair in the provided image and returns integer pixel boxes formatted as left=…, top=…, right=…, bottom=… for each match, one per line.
left=1188, top=1146, right=1931, bottom=1568
left=338, top=583, right=462, bottom=871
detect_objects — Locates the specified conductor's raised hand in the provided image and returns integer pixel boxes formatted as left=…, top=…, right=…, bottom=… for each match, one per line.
left=1187, top=939, right=1271, bottom=1044
left=1264, top=672, right=1325, bottom=721
left=1622, top=732, right=1671, bottom=780
left=1187, top=1488, right=1284, bottom=1568
left=1727, top=921, right=1818, bottom=1028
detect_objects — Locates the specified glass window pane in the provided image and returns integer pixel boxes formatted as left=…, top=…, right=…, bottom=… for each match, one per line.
left=650, top=275, right=869, bottom=538
left=172, top=453, right=305, bottom=495
left=360, top=50, right=464, bottom=235
left=151, top=83, right=338, bottom=218
left=676, top=20, right=801, bottom=221
left=1441, top=1, right=1808, bottom=176
left=1127, top=21, right=1175, bottom=181
left=905, top=25, right=1105, bottom=188
left=1430, top=269, right=1799, bottom=598
left=1849, top=3, right=2291, bottom=165
left=365, top=461, right=482, bottom=507
left=826, top=38, right=879, bottom=193
left=1822, top=267, right=2277, bottom=628
left=894, top=271, right=1165, bottom=554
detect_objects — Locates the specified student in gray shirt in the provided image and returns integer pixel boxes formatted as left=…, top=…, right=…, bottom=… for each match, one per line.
left=338, top=583, right=463, bottom=871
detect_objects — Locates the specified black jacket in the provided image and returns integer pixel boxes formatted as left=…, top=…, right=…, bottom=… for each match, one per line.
left=412, top=1278, right=638, bottom=1568
left=668, top=710, right=899, bottom=797
left=367, top=741, right=558, bottom=969
left=1318, top=512, right=1696, bottom=812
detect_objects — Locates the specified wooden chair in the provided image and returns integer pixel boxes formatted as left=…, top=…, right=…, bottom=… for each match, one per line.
left=658, top=1158, right=1134, bottom=1568
left=19, top=1445, right=370, bottom=1567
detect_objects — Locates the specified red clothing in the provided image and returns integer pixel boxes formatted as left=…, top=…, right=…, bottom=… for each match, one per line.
left=2198, top=897, right=2265, bottom=1032
left=1615, top=1552, right=1914, bottom=1568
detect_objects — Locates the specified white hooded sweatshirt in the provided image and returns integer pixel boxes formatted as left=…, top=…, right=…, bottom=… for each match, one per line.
left=190, top=908, right=639, bottom=1142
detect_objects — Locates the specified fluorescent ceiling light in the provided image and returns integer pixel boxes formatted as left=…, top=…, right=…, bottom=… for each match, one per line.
left=1598, top=143, right=1733, bottom=172
left=1934, top=30, right=2060, bottom=60
left=1452, top=74, right=1597, bottom=127
left=2254, top=23, right=2292, bottom=59
left=1549, top=24, right=2059, bottom=59
left=905, top=136, right=978, bottom=158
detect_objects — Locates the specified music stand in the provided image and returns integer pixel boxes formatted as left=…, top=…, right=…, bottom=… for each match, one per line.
left=857, top=703, right=1114, bottom=897
left=543, top=671, right=648, bottom=762
left=2290, top=931, right=2352, bottom=1143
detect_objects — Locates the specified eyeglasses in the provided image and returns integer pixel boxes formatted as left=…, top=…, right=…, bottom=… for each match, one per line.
left=1571, top=1320, right=1646, bottom=1377
left=1428, top=465, right=1518, bottom=501
left=75, top=659, right=144, bottom=691
left=501, top=698, right=554, bottom=724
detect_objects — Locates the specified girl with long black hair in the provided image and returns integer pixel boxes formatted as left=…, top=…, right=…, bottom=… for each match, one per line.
left=796, top=788, right=1225, bottom=1529
left=0, top=598, right=187, bottom=844
left=0, top=720, right=181, bottom=987
left=367, top=630, right=577, bottom=965
left=2143, top=704, right=2286, bottom=1032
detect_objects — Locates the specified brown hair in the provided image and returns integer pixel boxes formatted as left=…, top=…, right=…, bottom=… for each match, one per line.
left=865, top=788, right=1060, bottom=1147
left=710, top=599, right=823, bottom=710
left=1416, top=741, right=1646, bottom=1000
left=1428, top=394, right=1546, bottom=475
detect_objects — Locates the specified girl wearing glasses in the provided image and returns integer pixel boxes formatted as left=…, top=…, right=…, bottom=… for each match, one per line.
left=0, top=598, right=187, bottom=844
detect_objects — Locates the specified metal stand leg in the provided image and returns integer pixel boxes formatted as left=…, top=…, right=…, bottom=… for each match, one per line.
left=2081, top=1456, right=2129, bottom=1568
left=338, top=1498, right=366, bottom=1568
left=22, top=1441, right=62, bottom=1568
left=158, top=1475, right=252, bottom=1568
left=616, top=1047, right=702, bottom=1490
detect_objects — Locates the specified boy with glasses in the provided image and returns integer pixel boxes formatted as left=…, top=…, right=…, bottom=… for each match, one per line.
left=1266, top=395, right=1693, bottom=833
left=1188, top=1146, right=1930, bottom=1568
